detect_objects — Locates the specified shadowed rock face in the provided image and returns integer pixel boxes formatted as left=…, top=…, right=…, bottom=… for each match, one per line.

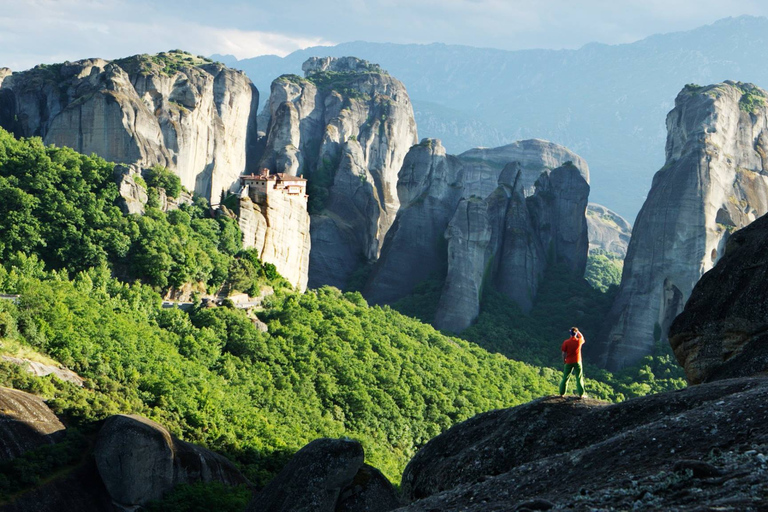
left=364, top=140, right=464, bottom=305
left=94, top=414, right=248, bottom=509
left=598, top=82, right=768, bottom=371
left=366, top=139, right=589, bottom=332
left=397, top=377, right=768, bottom=511
left=247, top=438, right=400, bottom=512
left=0, top=387, right=65, bottom=461
left=0, top=53, right=259, bottom=205
left=257, top=57, right=418, bottom=290
left=336, top=464, right=403, bottom=512
left=1, top=460, right=112, bottom=512
left=669, top=213, right=768, bottom=384
left=586, top=203, right=632, bottom=258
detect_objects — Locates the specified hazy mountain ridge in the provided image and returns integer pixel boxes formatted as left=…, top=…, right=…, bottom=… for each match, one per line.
left=219, top=15, right=768, bottom=220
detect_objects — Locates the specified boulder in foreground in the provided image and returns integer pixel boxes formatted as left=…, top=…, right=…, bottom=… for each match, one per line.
left=669, top=213, right=768, bottom=384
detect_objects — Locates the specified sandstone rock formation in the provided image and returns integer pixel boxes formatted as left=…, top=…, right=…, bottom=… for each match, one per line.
left=598, top=82, right=768, bottom=371
left=0, top=51, right=259, bottom=205
left=256, top=56, right=418, bottom=289
left=364, top=139, right=464, bottom=304
left=366, top=139, right=590, bottom=332
left=247, top=437, right=400, bottom=512
left=586, top=203, right=632, bottom=258
left=94, top=414, right=248, bottom=509
left=397, top=378, right=768, bottom=511
left=0, top=386, right=65, bottom=461
left=669, top=213, right=768, bottom=384
left=239, top=173, right=311, bottom=291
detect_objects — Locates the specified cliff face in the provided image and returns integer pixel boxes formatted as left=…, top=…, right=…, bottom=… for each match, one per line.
left=239, top=187, right=311, bottom=291
left=586, top=203, right=632, bottom=258
left=257, top=57, right=418, bottom=289
left=669, top=212, right=768, bottom=384
left=0, top=51, right=259, bottom=205
left=364, top=140, right=464, bottom=304
left=366, top=139, right=589, bottom=332
left=598, top=82, right=768, bottom=371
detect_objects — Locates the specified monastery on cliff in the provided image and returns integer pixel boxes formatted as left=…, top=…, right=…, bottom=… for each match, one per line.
left=239, top=168, right=307, bottom=204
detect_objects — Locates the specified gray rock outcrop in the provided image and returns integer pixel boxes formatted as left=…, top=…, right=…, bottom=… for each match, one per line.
left=115, top=167, right=149, bottom=215
left=586, top=203, right=632, bottom=258
left=247, top=437, right=400, bottom=512
left=366, top=139, right=590, bottom=332
left=239, top=186, right=311, bottom=291
left=363, top=140, right=464, bottom=304
left=336, top=464, right=403, bottom=512
left=256, top=57, right=418, bottom=289
left=434, top=196, right=493, bottom=332
left=114, top=164, right=193, bottom=215
left=94, top=414, right=248, bottom=509
left=669, top=213, right=768, bottom=384
left=0, top=51, right=259, bottom=205
left=0, top=386, right=65, bottom=461
left=598, top=82, right=768, bottom=371
left=397, top=378, right=768, bottom=511
left=1, top=355, right=84, bottom=387
left=457, top=140, right=589, bottom=198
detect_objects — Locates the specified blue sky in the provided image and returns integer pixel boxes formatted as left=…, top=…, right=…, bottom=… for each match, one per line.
left=2, top=0, right=768, bottom=70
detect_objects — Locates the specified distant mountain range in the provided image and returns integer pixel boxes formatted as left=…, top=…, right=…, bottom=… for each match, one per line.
left=215, top=15, right=768, bottom=220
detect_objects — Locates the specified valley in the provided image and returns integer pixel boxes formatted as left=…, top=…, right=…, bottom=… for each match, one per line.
left=0, top=21, right=767, bottom=510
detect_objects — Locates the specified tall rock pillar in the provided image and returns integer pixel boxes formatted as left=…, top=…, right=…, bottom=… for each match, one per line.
left=598, top=82, right=768, bottom=370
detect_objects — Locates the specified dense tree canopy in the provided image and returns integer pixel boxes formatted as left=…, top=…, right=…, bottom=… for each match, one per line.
left=0, top=128, right=249, bottom=292
left=0, top=265, right=562, bottom=484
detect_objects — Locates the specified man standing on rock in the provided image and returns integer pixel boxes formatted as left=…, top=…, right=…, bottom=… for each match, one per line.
left=560, top=327, right=586, bottom=399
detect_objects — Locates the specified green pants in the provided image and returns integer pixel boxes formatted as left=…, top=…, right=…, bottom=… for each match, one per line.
left=559, top=362, right=585, bottom=396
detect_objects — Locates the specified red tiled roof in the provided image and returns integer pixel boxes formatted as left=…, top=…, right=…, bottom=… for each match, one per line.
left=274, top=173, right=307, bottom=182
left=240, top=172, right=307, bottom=183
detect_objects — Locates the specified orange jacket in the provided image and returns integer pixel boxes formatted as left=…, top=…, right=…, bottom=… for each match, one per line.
left=561, top=333, right=585, bottom=364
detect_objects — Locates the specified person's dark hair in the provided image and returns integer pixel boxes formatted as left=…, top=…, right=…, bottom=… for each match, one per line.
left=570, top=327, right=579, bottom=336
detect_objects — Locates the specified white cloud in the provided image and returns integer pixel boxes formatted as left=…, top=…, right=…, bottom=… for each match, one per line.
left=1, top=0, right=768, bottom=70
left=0, top=1, right=333, bottom=70
left=195, top=26, right=333, bottom=59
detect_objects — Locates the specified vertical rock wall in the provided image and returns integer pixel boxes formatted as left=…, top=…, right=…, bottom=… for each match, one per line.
left=598, top=82, right=768, bottom=370
left=257, top=57, right=418, bottom=289
left=239, top=190, right=311, bottom=292
left=0, top=52, right=259, bottom=205
left=366, top=138, right=590, bottom=332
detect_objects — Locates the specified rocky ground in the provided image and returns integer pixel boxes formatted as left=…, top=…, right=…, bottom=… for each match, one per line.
left=396, top=378, right=768, bottom=511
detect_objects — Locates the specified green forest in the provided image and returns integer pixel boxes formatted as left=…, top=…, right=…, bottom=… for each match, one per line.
left=0, top=128, right=685, bottom=507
